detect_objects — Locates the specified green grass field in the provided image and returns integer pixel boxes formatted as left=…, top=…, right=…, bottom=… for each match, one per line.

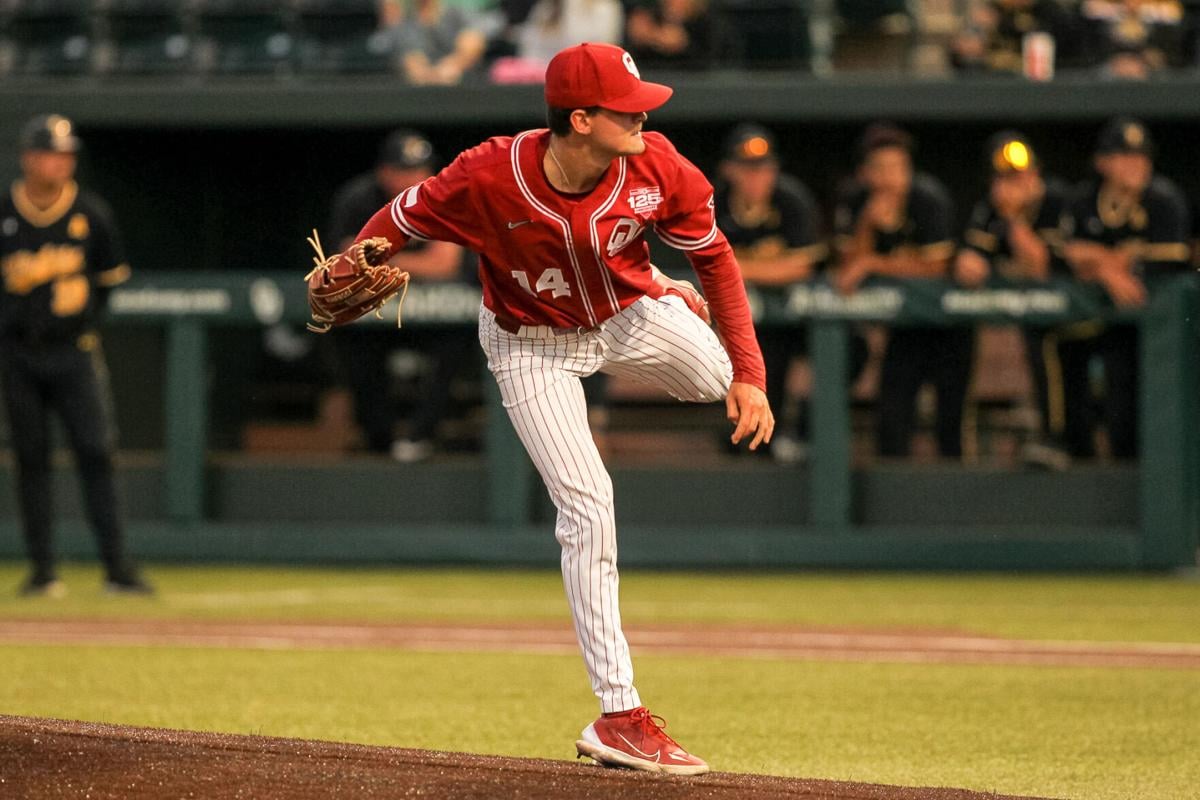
left=3, top=562, right=1199, bottom=799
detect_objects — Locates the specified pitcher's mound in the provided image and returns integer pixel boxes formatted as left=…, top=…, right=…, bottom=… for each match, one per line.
left=0, top=715, right=1050, bottom=799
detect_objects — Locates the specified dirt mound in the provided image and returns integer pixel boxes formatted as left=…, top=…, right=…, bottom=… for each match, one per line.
left=0, top=715, right=1050, bottom=799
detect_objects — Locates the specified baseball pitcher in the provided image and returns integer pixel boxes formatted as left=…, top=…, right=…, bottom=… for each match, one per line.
left=307, top=42, right=773, bottom=774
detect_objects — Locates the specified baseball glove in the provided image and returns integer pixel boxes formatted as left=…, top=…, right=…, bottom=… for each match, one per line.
left=649, top=265, right=711, bottom=324
left=304, top=230, right=410, bottom=333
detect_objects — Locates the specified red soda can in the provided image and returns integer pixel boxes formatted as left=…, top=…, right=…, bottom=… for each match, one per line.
left=1022, top=32, right=1055, bottom=81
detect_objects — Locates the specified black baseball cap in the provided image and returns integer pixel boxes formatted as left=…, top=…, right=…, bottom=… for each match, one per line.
left=723, top=123, right=778, bottom=164
left=1095, top=117, right=1154, bottom=158
left=986, top=130, right=1038, bottom=176
left=378, top=129, right=435, bottom=169
left=857, top=122, right=913, bottom=162
left=19, top=114, right=81, bottom=153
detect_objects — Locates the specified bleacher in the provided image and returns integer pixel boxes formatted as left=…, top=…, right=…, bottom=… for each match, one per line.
left=0, top=0, right=398, bottom=79
left=0, top=0, right=963, bottom=79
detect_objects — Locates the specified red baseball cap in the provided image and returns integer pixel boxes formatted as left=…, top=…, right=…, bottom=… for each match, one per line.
left=545, top=43, right=673, bottom=113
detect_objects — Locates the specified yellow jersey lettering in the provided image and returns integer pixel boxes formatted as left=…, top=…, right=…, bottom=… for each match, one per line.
left=1, top=244, right=86, bottom=295
left=51, top=274, right=90, bottom=317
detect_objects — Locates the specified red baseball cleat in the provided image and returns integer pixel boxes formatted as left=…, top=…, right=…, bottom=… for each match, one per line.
left=575, top=706, right=709, bottom=775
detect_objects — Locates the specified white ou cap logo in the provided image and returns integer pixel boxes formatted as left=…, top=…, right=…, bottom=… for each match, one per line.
left=622, top=51, right=640, bottom=79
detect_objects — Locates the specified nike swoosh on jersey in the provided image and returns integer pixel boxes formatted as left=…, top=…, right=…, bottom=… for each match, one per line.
left=506, top=219, right=532, bottom=229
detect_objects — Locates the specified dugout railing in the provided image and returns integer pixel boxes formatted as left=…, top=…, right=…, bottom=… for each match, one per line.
left=8, top=271, right=1185, bottom=572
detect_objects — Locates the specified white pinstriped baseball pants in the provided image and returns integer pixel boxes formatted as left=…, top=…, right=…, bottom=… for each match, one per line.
left=479, top=295, right=733, bottom=713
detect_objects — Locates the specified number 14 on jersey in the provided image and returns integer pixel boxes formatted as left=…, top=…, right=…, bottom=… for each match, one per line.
left=512, top=268, right=572, bottom=298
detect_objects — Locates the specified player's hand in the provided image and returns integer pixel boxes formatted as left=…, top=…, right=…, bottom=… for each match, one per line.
left=864, top=193, right=903, bottom=230
left=834, top=259, right=871, bottom=296
left=1005, top=222, right=1051, bottom=281
left=954, top=250, right=990, bottom=288
left=1100, top=270, right=1147, bottom=308
left=726, top=382, right=774, bottom=451
left=657, top=23, right=689, bottom=53
left=1063, top=242, right=1106, bottom=280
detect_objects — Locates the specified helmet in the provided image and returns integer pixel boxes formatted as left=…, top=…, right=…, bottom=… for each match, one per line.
left=19, top=114, right=81, bottom=153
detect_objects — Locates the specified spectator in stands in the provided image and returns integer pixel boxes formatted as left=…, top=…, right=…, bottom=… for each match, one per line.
left=1059, top=117, right=1190, bottom=459
left=715, top=123, right=855, bottom=462
left=950, top=0, right=1082, bottom=74
left=514, top=0, right=623, bottom=66
left=1186, top=4, right=1200, bottom=66
left=834, top=123, right=967, bottom=460
left=832, top=0, right=917, bottom=73
left=1078, top=0, right=1186, bottom=78
left=955, top=131, right=1073, bottom=469
left=326, top=130, right=474, bottom=461
left=385, top=0, right=488, bottom=84
left=623, top=0, right=724, bottom=70
left=483, top=0, right=622, bottom=82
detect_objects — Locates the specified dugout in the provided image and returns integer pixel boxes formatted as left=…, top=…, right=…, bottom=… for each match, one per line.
left=0, top=75, right=1196, bottom=570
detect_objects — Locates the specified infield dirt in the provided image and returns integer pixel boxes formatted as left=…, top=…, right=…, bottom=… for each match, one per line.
left=0, top=715, right=1053, bottom=799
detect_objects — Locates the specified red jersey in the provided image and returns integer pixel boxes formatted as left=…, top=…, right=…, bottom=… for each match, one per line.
left=359, top=129, right=765, bottom=390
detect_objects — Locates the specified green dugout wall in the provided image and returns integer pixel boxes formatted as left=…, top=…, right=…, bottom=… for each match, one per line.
left=0, top=273, right=1194, bottom=571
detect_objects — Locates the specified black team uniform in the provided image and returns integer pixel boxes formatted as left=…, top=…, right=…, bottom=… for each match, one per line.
left=834, top=173, right=968, bottom=458
left=1, top=116, right=148, bottom=594
left=326, top=130, right=475, bottom=459
left=960, top=145, right=1072, bottom=466
left=1059, top=121, right=1191, bottom=459
left=716, top=163, right=867, bottom=452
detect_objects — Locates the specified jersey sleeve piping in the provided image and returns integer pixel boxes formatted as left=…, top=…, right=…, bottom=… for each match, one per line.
left=655, top=220, right=719, bottom=251
left=390, top=184, right=433, bottom=241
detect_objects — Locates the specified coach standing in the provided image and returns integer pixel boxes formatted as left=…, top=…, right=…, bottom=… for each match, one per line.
left=1059, top=117, right=1191, bottom=460
left=1, top=114, right=150, bottom=597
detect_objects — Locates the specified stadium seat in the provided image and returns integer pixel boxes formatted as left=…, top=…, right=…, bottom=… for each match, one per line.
left=193, top=0, right=294, bottom=76
left=0, top=0, right=95, bottom=77
left=832, top=0, right=915, bottom=72
left=713, top=0, right=812, bottom=70
left=293, top=0, right=394, bottom=75
left=1184, top=0, right=1200, bottom=66
left=97, top=0, right=192, bottom=76
left=835, top=0, right=908, bottom=27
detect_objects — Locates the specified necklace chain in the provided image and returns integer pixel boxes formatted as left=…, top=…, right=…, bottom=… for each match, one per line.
left=548, top=142, right=574, bottom=191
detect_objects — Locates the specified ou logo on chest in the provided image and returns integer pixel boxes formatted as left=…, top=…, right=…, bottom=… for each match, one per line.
left=606, top=218, right=645, bottom=257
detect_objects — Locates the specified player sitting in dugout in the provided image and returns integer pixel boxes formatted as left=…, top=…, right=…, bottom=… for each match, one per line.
left=714, top=122, right=867, bottom=464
